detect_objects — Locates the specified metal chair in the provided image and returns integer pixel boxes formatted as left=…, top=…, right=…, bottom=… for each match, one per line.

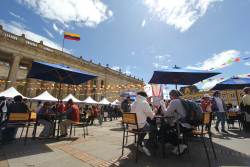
left=20, top=113, right=39, bottom=139
left=226, top=112, right=242, bottom=131
left=184, top=112, right=217, bottom=167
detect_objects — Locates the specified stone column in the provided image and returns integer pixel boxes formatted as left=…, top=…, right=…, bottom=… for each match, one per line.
left=5, top=54, right=23, bottom=89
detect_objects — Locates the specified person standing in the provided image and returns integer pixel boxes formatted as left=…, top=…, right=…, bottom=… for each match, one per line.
left=242, top=87, right=250, bottom=115
left=23, top=99, right=31, bottom=112
left=123, top=99, right=130, bottom=113
left=108, top=103, right=114, bottom=121
left=103, top=105, right=108, bottom=121
left=113, top=106, right=118, bottom=120
left=0, top=96, right=9, bottom=142
left=200, top=94, right=212, bottom=130
left=58, top=101, right=65, bottom=113
left=211, top=91, right=228, bottom=133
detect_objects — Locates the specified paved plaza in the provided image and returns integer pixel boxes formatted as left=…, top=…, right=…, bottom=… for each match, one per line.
left=0, top=118, right=250, bottom=167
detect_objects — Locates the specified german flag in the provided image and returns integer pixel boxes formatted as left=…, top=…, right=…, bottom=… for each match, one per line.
left=64, top=32, right=80, bottom=41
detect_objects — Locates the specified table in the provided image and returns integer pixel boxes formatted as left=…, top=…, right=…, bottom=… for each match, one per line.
left=154, top=115, right=175, bottom=158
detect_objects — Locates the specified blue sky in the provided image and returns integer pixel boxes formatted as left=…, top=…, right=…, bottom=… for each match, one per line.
left=1, top=0, right=250, bottom=96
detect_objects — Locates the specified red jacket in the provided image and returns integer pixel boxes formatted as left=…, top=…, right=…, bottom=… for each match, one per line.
left=93, top=108, right=98, bottom=117
left=200, top=99, right=211, bottom=112
left=68, top=104, right=79, bottom=122
left=58, top=103, right=64, bottom=113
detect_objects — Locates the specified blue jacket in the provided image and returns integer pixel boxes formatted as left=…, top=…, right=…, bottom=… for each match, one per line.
left=211, top=97, right=227, bottom=112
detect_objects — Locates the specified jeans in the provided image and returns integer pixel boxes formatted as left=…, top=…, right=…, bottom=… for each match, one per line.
left=134, top=123, right=158, bottom=149
left=109, top=112, right=113, bottom=121
left=215, top=112, right=226, bottom=130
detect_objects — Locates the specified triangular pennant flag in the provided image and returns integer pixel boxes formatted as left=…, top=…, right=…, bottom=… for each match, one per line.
left=234, top=58, right=240, bottom=62
left=221, top=63, right=226, bottom=66
left=227, top=60, right=233, bottom=64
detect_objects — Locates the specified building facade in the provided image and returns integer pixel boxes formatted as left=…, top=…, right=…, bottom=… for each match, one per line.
left=179, top=85, right=244, bottom=106
left=0, top=25, right=144, bottom=102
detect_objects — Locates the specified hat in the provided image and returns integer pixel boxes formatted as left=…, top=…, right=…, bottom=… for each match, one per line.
left=243, top=87, right=250, bottom=93
left=214, top=90, right=221, bottom=94
left=204, top=94, right=211, bottom=98
left=88, top=106, right=92, bottom=109
left=169, top=89, right=183, bottom=97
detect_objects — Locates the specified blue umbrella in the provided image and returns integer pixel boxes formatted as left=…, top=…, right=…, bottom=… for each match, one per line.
left=120, top=92, right=137, bottom=97
left=27, top=61, right=98, bottom=100
left=195, top=99, right=201, bottom=103
left=210, top=77, right=250, bottom=105
left=148, top=66, right=221, bottom=89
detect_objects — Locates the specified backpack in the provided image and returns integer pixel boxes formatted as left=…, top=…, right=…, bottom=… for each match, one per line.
left=176, top=98, right=203, bottom=126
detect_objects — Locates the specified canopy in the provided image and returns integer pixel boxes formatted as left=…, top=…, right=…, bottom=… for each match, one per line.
left=82, top=96, right=99, bottom=105
left=0, top=86, right=29, bottom=99
left=62, top=94, right=83, bottom=103
left=27, top=61, right=98, bottom=85
left=111, top=99, right=120, bottom=106
left=31, top=91, right=58, bottom=102
left=98, top=98, right=111, bottom=105
left=149, top=66, right=221, bottom=89
left=210, top=77, right=250, bottom=105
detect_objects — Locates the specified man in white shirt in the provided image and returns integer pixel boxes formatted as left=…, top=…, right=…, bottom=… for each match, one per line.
left=159, top=89, right=193, bottom=155
left=130, top=91, right=158, bottom=156
left=211, top=91, right=228, bottom=133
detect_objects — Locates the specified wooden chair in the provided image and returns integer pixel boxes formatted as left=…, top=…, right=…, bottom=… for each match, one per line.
left=121, top=113, right=155, bottom=163
left=183, top=112, right=216, bottom=167
left=20, top=113, right=39, bottom=139
left=226, top=112, right=242, bottom=131
left=1, top=113, right=31, bottom=148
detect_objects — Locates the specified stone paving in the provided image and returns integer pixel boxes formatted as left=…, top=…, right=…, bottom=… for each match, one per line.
left=0, top=118, right=250, bottom=167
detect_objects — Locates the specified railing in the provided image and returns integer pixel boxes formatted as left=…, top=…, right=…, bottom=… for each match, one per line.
left=26, top=40, right=37, bottom=47
left=4, top=33, right=18, bottom=40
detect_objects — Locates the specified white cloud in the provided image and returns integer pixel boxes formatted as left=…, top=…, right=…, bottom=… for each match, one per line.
left=155, top=54, right=171, bottom=61
left=161, top=65, right=168, bottom=69
left=43, top=27, right=54, bottom=38
left=134, top=66, right=137, bottom=68
left=124, top=70, right=131, bottom=75
left=0, top=19, right=72, bottom=53
left=202, top=80, right=220, bottom=90
left=9, top=11, right=26, bottom=21
left=111, top=66, right=120, bottom=71
left=187, top=50, right=240, bottom=70
left=153, top=63, right=160, bottom=68
left=168, top=60, right=172, bottom=62
left=10, top=21, right=27, bottom=29
left=143, top=0, right=222, bottom=32
left=53, top=23, right=64, bottom=35
left=17, top=0, right=113, bottom=28
left=245, top=51, right=250, bottom=55
left=245, top=62, right=250, bottom=66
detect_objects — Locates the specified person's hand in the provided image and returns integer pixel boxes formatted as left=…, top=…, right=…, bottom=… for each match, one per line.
left=160, top=100, right=165, bottom=105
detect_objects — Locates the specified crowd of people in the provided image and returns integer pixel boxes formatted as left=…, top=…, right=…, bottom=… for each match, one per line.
left=127, top=87, right=250, bottom=157
left=0, top=96, right=125, bottom=143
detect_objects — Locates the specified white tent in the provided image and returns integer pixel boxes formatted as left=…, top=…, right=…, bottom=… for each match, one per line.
left=98, top=98, right=111, bottom=105
left=111, top=99, right=120, bottom=106
left=0, top=86, right=29, bottom=99
left=82, top=96, right=99, bottom=105
left=62, top=94, right=83, bottom=103
left=31, top=91, right=58, bottom=102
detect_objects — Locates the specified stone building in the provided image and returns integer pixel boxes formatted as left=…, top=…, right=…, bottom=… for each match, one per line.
left=0, top=25, right=144, bottom=102
left=180, top=85, right=244, bottom=106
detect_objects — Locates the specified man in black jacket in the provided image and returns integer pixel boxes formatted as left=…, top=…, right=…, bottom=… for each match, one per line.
left=3, top=95, right=29, bottom=142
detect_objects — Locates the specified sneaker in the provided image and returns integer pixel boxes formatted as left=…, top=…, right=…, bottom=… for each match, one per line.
left=142, top=146, right=151, bottom=156
left=134, top=142, right=144, bottom=152
left=221, top=130, right=228, bottom=133
left=173, top=144, right=188, bottom=155
left=39, top=135, right=47, bottom=139
left=214, top=127, right=219, bottom=131
left=58, top=134, right=67, bottom=138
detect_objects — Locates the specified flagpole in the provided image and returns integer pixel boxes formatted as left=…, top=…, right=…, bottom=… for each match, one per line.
left=62, top=30, right=66, bottom=52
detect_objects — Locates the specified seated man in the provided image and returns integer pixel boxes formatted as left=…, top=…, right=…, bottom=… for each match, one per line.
left=37, top=102, right=54, bottom=138
left=58, top=99, right=79, bottom=138
left=3, top=95, right=29, bottom=142
left=159, top=89, right=193, bottom=155
left=130, top=91, right=158, bottom=156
